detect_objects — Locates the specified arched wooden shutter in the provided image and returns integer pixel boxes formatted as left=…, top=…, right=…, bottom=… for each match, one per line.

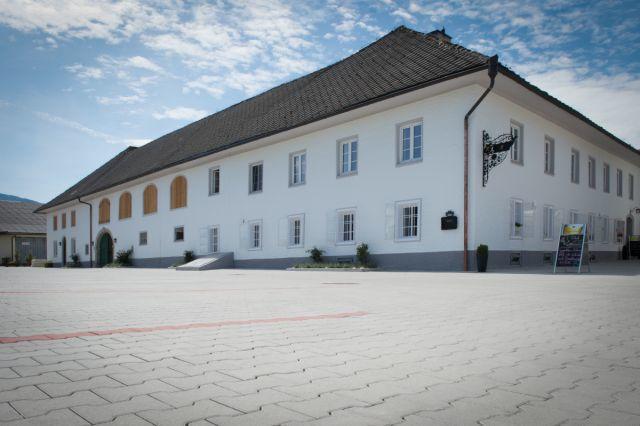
left=170, top=176, right=187, bottom=209
left=119, top=192, right=132, bottom=220
left=143, top=185, right=157, bottom=215
left=98, top=199, right=110, bottom=224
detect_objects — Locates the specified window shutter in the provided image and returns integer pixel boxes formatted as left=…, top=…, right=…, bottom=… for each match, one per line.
left=523, top=201, right=535, bottom=238
left=277, top=217, right=288, bottom=247
left=552, top=208, right=563, bottom=239
left=326, top=210, right=337, bottom=244
left=385, top=203, right=395, bottom=240
left=199, top=226, right=209, bottom=255
left=239, top=222, right=250, bottom=250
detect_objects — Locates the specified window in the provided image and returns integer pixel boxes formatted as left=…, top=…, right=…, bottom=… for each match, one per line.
left=337, top=210, right=355, bottom=244
left=139, top=231, right=148, bottom=246
left=143, top=184, right=158, bottom=215
left=570, top=149, right=580, bottom=184
left=53, top=240, right=58, bottom=257
left=588, top=157, right=596, bottom=189
left=542, top=205, right=554, bottom=240
left=600, top=216, right=609, bottom=243
left=338, top=137, right=358, bottom=176
left=510, top=121, right=523, bottom=164
left=249, top=162, right=263, bottom=193
left=209, top=227, right=219, bottom=253
left=398, top=121, right=422, bottom=163
left=396, top=201, right=420, bottom=240
left=288, top=215, right=304, bottom=247
left=71, top=210, right=76, bottom=227
left=61, top=213, right=67, bottom=229
left=71, top=238, right=76, bottom=255
left=53, top=215, right=57, bottom=231
left=569, top=210, right=580, bottom=224
left=603, top=163, right=610, bottom=193
left=289, top=151, right=306, bottom=186
left=98, top=198, right=110, bottom=224
left=119, top=192, right=132, bottom=220
left=615, top=220, right=625, bottom=243
left=616, top=169, right=623, bottom=197
left=629, top=174, right=634, bottom=200
left=170, top=176, right=187, bottom=209
left=208, top=167, right=220, bottom=196
left=249, top=221, right=262, bottom=250
left=174, top=226, right=184, bottom=242
left=544, top=136, right=554, bottom=175
left=587, top=214, right=595, bottom=242
left=510, top=198, right=524, bottom=239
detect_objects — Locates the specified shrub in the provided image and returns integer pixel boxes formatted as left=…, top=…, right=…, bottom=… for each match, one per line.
left=306, top=247, right=324, bottom=263
left=25, top=254, right=33, bottom=266
left=184, top=250, right=195, bottom=264
left=70, top=253, right=81, bottom=267
left=356, top=243, right=371, bottom=266
left=477, top=244, right=488, bottom=256
left=115, top=248, right=133, bottom=266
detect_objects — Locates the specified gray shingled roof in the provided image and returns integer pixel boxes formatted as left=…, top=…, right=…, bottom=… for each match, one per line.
left=0, top=201, right=46, bottom=234
left=38, top=25, right=640, bottom=212
left=38, top=26, right=490, bottom=212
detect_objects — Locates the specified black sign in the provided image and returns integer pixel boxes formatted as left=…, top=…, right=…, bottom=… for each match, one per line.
left=555, top=224, right=587, bottom=271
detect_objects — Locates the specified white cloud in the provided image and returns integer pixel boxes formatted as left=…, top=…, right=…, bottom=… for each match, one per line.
left=124, top=138, right=151, bottom=147
left=65, top=64, right=104, bottom=79
left=125, top=55, right=163, bottom=73
left=96, top=94, right=144, bottom=105
left=34, top=110, right=117, bottom=143
left=183, top=75, right=224, bottom=98
left=153, top=107, right=208, bottom=121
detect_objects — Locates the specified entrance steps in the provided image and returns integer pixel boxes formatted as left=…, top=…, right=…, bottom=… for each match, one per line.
left=175, top=252, right=234, bottom=271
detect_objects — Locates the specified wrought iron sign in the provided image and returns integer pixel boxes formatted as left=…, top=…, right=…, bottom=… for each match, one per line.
left=482, top=130, right=516, bottom=186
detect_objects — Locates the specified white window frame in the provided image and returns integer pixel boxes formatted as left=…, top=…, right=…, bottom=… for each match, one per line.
left=174, top=226, right=185, bottom=242
left=336, top=208, right=356, bottom=245
left=53, top=240, right=58, bottom=257
left=629, top=174, right=634, bottom=200
left=249, top=162, right=263, bottom=194
left=288, top=214, right=305, bottom=248
left=587, top=213, right=596, bottom=242
left=600, top=216, right=609, bottom=244
left=543, top=136, right=554, bottom=175
left=569, top=210, right=580, bottom=225
left=208, top=167, right=220, bottom=196
left=510, top=121, right=524, bottom=164
left=139, top=231, right=148, bottom=246
left=337, top=136, right=358, bottom=176
left=542, top=205, right=554, bottom=241
left=395, top=199, right=421, bottom=241
left=510, top=198, right=524, bottom=239
left=616, top=168, right=623, bottom=197
left=71, top=238, right=76, bottom=255
left=603, top=163, right=610, bottom=193
left=209, top=226, right=220, bottom=253
left=249, top=220, right=262, bottom=250
left=588, top=156, right=596, bottom=189
left=397, top=120, right=423, bottom=165
left=570, top=149, right=580, bottom=184
left=289, top=150, right=307, bottom=187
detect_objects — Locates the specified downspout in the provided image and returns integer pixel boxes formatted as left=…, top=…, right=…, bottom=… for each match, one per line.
left=77, top=198, right=93, bottom=268
left=463, top=55, right=498, bottom=271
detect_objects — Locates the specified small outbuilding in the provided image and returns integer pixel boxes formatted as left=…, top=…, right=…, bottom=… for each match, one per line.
left=0, top=200, right=46, bottom=265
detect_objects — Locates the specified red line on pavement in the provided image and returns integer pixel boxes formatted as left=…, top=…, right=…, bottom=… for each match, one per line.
left=0, top=311, right=368, bottom=344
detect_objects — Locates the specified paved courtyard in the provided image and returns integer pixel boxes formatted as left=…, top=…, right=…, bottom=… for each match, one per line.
left=0, top=265, right=639, bottom=425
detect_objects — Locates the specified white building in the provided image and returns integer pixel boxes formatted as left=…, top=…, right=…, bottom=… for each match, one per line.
left=37, top=27, right=640, bottom=270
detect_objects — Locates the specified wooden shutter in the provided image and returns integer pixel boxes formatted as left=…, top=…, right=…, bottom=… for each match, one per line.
left=119, top=192, right=132, bottom=219
left=71, top=210, right=76, bottom=227
left=98, top=199, right=110, bottom=224
left=170, top=176, right=187, bottom=209
left=61, top=213, right=66, bottom=229
left=143, top=185, right=157, bottom=215
left=53, top=215, right=57, bottom=231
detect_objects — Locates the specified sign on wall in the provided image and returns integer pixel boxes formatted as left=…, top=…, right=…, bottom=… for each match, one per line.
left=554, top=224, right=590, bottom=273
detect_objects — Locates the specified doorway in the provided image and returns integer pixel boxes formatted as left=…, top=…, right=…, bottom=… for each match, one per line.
left=97, top=232, right=113, bottom=267
left=61, top=237, right=67, bottom=267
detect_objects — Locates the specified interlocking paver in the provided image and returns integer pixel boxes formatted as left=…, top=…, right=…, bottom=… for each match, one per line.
left=0, top=408, right=89, bottom=425
left=0, top=266, right=639, bottom=426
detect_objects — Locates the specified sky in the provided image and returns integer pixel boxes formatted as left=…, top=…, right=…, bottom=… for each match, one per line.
left=0, top=0, right=639, bottom=203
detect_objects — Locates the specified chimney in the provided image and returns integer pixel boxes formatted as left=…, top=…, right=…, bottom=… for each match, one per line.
left=428, top=27, right=452, bottom=43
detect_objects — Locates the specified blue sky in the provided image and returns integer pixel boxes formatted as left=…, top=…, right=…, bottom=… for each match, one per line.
left=0, top=0, right=639, bottom=203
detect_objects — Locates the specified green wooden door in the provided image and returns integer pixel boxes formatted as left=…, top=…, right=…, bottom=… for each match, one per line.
left=98, top=234, right=113, bottom=266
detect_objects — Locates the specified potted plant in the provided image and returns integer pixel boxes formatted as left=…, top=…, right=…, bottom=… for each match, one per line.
left=476, top=244, right=489, bottom=272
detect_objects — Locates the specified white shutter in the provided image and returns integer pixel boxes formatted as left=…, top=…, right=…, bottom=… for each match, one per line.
left=385, top=203, right=395, bottom=240
left=277, top=217, right=288, bottom=247
left=509, top=199, right=515, bottom=238
left=326, top=210, right=337, bottom=244
left=239, top=221, right=249, bottom=250
left=199, top=226, right=209, bottom=254
left=523, top=201, right=535, bottom=238
left=553, top=208, right=563, bottom=239
left=208, top=227, right=215, bottom=253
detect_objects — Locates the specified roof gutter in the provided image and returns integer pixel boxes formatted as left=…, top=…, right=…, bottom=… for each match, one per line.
left=77, top=197, right=93, bottom=268
left=463, top=55, right=498, bottom=272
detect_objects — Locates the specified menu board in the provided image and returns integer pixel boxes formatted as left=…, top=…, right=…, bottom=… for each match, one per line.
left=554, top=224, right=588, bottom=272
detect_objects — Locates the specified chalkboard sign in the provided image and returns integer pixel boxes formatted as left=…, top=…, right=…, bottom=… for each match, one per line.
left=554, top=224, right=590, bottom=273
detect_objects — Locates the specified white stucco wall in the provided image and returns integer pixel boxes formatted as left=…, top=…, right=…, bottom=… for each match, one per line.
left=45, top=82, right=640, bottom=267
